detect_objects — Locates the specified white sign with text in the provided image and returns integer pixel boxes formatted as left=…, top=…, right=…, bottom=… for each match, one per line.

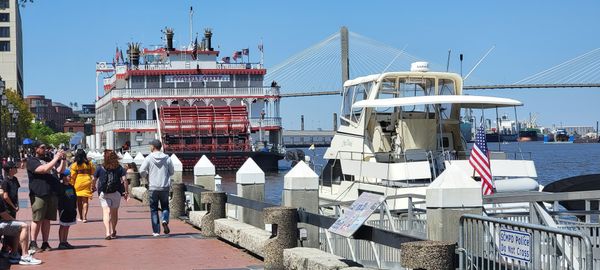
left=499, top=229, right=531, bottom=263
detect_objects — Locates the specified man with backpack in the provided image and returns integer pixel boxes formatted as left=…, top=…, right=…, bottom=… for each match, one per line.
left=139, top=140, right=174, bottom=237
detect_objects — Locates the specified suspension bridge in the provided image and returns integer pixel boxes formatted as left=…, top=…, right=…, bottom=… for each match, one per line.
left=265, top=27, right=600, bottom=98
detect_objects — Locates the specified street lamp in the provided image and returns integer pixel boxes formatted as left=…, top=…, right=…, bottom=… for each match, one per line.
left=12, top=110, right=18, bottom=158
left=7, top=103, right=13, bottom=159
left=0, top=77, right=5, bottom=158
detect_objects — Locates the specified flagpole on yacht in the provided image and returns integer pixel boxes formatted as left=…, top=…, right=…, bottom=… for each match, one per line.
left=189, top=6, right=194, bottom=48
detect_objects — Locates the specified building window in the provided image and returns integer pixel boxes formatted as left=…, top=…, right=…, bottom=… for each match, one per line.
left=0, top=13, right=8, bottom=22
left=136, top=108, right=147, bottom=120
left=0, top=27, right=9, bottom=38
left=0, top=0, right=8, bottom=9
left=0, top=41, right=9, bottom=51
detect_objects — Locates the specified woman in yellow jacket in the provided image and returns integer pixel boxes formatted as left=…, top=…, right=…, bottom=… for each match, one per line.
left=70, top=149, right=95, bottom=223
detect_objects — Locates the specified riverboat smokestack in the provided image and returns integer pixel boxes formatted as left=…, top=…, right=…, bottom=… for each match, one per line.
left=204, top=28, right=213, bottom=51
left=128, top=42, right=141, bottom=68
left=165, top=27, right=175, bottom=51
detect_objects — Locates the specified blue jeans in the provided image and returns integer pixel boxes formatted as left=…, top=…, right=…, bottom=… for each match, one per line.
left=149, top=190, right=170, bottom=234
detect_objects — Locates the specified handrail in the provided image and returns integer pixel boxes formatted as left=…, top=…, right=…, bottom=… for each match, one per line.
left=484, top=190, right=600, bottom=204
left=183, top=183, right=424, bottom=249
left=319, top=193, right=426, bottom=208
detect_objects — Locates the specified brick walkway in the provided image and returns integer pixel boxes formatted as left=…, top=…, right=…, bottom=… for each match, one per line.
left=8, top=168, right=263, bottom=270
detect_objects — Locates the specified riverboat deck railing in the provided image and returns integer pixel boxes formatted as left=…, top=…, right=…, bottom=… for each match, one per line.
left=96, top=86, right=280, bottom=108
left=96, top=118, right=282, bottom=133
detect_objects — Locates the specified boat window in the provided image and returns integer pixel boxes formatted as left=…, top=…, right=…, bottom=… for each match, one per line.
left=340, top=85, right=355, bottom=126
left=399, top=77, right=435, bottom=114
left=439, top=79, right=456, bottom=119
left=351, top=83, right=369, bottom=123
left=341, top=82, right=372, bottom=125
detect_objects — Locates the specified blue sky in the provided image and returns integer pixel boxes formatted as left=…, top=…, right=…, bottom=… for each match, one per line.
left=21, top=1, right=600, bottom=130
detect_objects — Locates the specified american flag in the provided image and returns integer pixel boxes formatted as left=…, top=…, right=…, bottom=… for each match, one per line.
left=469, top=124, right=495, bottom=195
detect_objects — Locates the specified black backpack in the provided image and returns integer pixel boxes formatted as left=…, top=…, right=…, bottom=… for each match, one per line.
left=103, top=168, right=123, bottom=194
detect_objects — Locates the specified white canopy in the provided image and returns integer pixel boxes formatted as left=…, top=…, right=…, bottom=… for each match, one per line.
left=352, top=95, right=523, bottom=109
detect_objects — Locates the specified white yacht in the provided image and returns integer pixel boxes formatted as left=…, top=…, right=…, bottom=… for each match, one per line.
left=319, top=62, right=538, bottom=208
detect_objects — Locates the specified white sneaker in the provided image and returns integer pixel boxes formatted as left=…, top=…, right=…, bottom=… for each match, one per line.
left=152, top=233, right=160, bottom=237
left=19, top=255, right=42, bottom=265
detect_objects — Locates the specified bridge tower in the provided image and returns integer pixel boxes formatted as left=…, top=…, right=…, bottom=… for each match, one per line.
left=340, top=26, right=350, bottom=85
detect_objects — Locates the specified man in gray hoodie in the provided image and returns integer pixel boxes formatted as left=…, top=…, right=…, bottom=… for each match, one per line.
left=139, top=140, right=175, bottom=236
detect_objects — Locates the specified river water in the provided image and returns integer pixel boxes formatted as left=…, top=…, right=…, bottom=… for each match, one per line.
left=183, top=142, right=600, bottom=204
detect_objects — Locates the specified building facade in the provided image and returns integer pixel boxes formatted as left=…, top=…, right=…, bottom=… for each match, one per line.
left=25, top=95, right=75, bottom=131
left=0, top=0, right=22, bottom=95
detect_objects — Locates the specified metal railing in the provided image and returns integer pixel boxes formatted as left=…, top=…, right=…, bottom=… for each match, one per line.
left=97, top=118, right=281, bottom=133
left=96, top=120, right=158, bottom=132
left=249, top=117, right=282, bottom=128
left=183, top=183, right=422, bottom=268
left=459, top=214, right=594, bottom=270
left=318, top=194, right=427, bottom=268
left=96, top=86, right=280, bottom=108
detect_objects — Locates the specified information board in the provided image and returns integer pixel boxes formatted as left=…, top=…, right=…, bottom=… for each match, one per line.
left=499, top=229, right=531, bottom=263
left=328, top=192, right=385, bottom=238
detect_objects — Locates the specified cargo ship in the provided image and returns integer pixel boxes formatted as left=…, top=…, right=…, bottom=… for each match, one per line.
left=92, top=27, right=284, bottom=171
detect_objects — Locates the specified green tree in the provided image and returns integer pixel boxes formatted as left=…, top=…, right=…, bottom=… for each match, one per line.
left=46, top=132, right=73, bottom=147
left=29, top=122, right=54, bottom=142
left=1, top=89, right=33, bottom=144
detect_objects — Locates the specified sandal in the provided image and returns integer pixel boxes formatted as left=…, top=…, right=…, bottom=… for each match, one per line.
left=111, top=231, right=117, bottom=239
left=105, top=236, right=112, bottom=240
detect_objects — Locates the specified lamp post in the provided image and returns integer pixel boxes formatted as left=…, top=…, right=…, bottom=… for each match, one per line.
left=0, top=92, right=6, bottom=159
left=12, top=110, right=18, bottom=159
left=0, top=78, right=4, bottom=158
left=7, top=103, right=13, bottom=159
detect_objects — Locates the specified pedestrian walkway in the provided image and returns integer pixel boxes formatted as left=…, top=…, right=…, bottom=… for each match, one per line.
left=8, top=168, right=263, bottom=270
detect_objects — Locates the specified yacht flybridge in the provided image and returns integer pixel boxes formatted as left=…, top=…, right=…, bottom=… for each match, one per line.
left=319, top=62, right=539, bottom=208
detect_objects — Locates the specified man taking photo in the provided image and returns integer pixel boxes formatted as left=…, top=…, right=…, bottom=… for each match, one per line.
left=27, top=141, right=66, bottom=252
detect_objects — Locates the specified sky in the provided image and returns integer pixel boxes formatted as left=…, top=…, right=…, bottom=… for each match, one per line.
left=20, top=1, right=600, bottom=130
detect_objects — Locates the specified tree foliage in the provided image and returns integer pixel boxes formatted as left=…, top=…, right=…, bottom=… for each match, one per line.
left=29, top=122, right=72, bottom=147
left=1, top=89, right=33, bottom=142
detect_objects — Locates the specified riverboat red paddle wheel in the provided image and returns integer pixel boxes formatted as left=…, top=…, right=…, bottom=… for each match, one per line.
left=160, top=106, right=255, bottom=170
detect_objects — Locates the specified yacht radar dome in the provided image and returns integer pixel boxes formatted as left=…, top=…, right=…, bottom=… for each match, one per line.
left=410, top=61, right=429, bottom=72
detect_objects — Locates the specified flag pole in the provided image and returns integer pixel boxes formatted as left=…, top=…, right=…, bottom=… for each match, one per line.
left=189, top=6, right=194, bottom=48
left=260, top=38, right=264, bottom=66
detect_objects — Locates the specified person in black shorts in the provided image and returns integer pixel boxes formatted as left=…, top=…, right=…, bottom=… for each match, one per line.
left=57, top=169, right=77, bottom=249
left=1, top=161, right=20, bottom=218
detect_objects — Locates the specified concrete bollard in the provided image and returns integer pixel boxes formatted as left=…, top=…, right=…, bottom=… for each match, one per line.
left=194, top=155, right=216, bottom=190
left=263, top=206, right=299, bottom=270
left=282, top=161, right=319, bottom=248
left=169, top=183, right=186, bottom=219
left=127, top=172, right=141, bottom=193
left=236, top=158, right=265, bottom=228
left=400, top=240, right=456, bottom=270
left=122, top=152, right=133, bottom=166
left=170, top=154, right=183, bottom=183
left=200, top=191, right=227, bottom=236
left=133, top=152, right=145, bottom=167
left=194, top=155, right=216, bottom=210
left=426, top=164, right=483, bottom=243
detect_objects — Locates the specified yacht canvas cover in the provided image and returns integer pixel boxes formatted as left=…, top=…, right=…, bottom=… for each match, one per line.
left=352, top=95, right=523, bottom=109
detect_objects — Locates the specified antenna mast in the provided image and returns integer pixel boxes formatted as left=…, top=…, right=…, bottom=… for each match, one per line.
left=189, top=6, right=194, bottom=48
